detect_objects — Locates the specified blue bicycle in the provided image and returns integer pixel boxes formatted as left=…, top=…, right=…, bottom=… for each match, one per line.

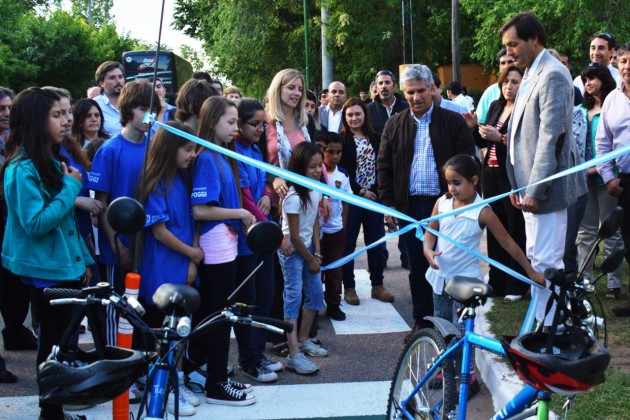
left=37, top=199, right=289, bottom=419
left=387, top=207, right=623, bottom=420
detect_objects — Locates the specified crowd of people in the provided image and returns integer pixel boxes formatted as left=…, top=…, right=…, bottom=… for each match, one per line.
left=0, top=10, right=629, bottom=420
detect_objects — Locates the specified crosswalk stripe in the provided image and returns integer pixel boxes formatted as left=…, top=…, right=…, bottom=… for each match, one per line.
left=0, top=381, right=390, bottom=419
left=332, top=270, right=410, bottom=335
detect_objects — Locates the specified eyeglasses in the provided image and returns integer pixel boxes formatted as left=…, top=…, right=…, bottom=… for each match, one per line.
left=588, top=61, right=602, bottom=68
left=246, top=121, right=268, bottom=130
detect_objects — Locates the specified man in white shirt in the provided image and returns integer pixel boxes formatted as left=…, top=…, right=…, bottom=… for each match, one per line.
left=319, top=81, right=347, bottom=132
left=574, top=33, right=622, bottom=94
left=445, top=81, right=472, bottom=112
left=94, top=61, right=126, bottom=137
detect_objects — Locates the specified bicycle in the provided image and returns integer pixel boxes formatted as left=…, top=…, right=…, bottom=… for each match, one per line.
left=37, top=198, right=290, bottom=419
left=387, top=206, right=623, bottom=420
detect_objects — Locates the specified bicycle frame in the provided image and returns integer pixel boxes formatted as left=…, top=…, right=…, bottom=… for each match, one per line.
left=144, top=315, right=179, bottom=419
left=399, top=308, right=548, bottom=420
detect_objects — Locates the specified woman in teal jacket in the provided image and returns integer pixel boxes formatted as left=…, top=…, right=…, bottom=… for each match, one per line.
left=1, top=88, right=93, bottom=420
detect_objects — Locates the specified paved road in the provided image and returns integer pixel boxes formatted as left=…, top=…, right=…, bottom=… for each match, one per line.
left=0, top=236, right=497, bottom=419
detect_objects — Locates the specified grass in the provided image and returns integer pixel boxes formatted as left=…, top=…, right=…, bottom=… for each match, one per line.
left=486, top=256, right=630, bottom=418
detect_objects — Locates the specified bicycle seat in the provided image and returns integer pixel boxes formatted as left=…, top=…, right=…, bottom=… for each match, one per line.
left=152, top=283, right=201, bottom=316
left=444, top=276, right=492, bottom=306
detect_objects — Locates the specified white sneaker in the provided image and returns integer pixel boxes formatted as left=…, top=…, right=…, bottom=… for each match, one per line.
left=299, top=339, right=328, bottom=357
left=179, top=374, right=201, bottom=406
left=167, top=392, right=197, bottom=416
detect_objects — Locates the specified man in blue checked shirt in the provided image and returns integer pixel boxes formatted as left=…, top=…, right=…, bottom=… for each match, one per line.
left=377, top=64, right=475, bottom=344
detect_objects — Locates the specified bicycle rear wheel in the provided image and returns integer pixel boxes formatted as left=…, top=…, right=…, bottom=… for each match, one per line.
left=387, top=328, right=457, bottom=419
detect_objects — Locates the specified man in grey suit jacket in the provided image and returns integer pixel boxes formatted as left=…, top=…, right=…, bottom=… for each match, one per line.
left=501, top=12, right=577, bottom=324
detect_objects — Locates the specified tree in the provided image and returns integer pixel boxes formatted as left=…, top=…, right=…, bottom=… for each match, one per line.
left=172, top=1, right=630, bottom=93
left=0, top=5, right=138, bottom=99
left=173, top=0, right=478, bottom=96
left=174, top=0, right=322, bottom=97
left=459, top=0, right=630, bottom=74
left=70, top=0, right=114, bottom=28
left=180, top=44, right=210, bottom=72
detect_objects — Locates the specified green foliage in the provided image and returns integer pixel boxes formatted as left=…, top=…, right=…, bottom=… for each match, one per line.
left=174, top=0, right=322, bottom=97
left=173, top=0, right=630, bottom=94
left=460, top=0, right=630, bottom=75
left=180, top=45, right=208, bottom=72
left=0, top=5, right=139, bottom=99
left=70, top=0, right=113, bottom=28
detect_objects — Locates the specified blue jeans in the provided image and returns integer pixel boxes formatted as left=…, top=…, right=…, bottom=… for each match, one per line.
left=342, top=204, right=386, bottom=288
left=278, top=245, right=324, bottom=319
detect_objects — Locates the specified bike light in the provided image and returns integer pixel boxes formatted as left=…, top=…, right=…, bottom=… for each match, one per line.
left=177, top=316, right=192, bottom=337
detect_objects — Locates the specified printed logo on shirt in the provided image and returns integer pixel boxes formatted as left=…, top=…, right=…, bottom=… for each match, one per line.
left=335, top=180, right=342, bottom=188
left=88, top=172, right=100, bottom=183
left=191, top=188, right=207, bottom=199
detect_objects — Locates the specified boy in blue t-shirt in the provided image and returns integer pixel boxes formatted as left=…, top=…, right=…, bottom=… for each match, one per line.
left=318, top=132, right=351, bottom=321
left=88, top=80, right=155, bottom=346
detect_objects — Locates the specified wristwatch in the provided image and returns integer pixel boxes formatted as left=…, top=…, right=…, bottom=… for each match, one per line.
left=359, top=188, right=366, bottom=196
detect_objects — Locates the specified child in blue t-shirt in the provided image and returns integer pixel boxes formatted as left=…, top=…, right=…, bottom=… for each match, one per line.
left=136, top=121, right=203, bottom=412
left=317, top=132, right=351, bottom=322
left=190, top=97, right=256, bottom=406
left=88, top=80, right=154, bottom=346
left=232, top=99, right=282, bottom=383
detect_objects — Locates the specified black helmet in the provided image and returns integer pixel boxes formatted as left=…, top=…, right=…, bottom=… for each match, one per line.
left=502, top=328, right=610, bottom=395
left=38, top=346, right=146, bottom=405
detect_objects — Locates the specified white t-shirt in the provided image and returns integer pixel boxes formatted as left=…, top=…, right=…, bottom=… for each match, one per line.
left=321, top=166, right=351, bottom=234
left=281, top=187, right=322, bottom=249
left=426, top=194, right=488, bottom=295
left=452, top=94, right=472, bottom=112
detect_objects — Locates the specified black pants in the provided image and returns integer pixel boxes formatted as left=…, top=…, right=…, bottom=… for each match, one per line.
left=0, top=267, right=31, bottom=337
left=189, top=262, right=236, bottom=387
left=32, top=280, right=82, bottom=420
left=233, top=253, right=275, bottom=368
left=399, top=197, right=437, bottom=328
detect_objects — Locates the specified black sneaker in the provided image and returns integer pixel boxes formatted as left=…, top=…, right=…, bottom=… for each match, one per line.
left=326, top=305, right=346, bottom=321
left=0, top=368, right=17, bottom=383
left=242, top=362, right=278, bottom=383
left=206, top=382, right=256, bottom=406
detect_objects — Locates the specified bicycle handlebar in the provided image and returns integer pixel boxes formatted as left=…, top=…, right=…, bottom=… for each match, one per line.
left=249, top=315, right=293, bottom=334
left=44, top=288, right=84, bottom=300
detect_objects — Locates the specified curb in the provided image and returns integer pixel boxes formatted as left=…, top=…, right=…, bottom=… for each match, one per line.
left=474, top=297, right=525, bottom=411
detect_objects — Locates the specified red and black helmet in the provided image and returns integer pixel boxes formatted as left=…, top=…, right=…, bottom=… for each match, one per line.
left=502, top=328, right=610, bottom=395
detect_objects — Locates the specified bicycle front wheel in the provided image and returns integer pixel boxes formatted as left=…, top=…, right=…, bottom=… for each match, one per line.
left=387, top=328, right=457, bottom=419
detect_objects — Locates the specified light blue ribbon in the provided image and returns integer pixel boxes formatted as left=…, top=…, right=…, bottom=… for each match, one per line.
left=147, top=115, right=629, bottom=287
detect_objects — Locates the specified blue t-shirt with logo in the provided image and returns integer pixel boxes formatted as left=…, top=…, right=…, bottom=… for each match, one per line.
left=191, top=149, right=242, bottom=242
left=139, top=173, right=195, bottom=301
left=88, top=132, right=148, bottom=264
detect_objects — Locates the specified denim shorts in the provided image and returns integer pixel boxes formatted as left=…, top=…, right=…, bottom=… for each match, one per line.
left=278, top=245, right=324, bottom=319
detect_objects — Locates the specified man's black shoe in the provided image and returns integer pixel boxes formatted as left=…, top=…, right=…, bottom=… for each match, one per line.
left=326, top=305, right=346, bottom=321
